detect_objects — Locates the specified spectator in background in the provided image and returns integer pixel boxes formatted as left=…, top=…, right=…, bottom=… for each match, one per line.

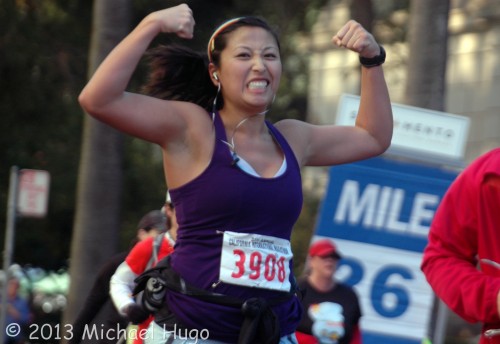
left=70, top=208, right=168, bottom=344
left=4, top=276, right=31, bottom=344
left=296, top=239, right=362, bottom=344
left=110, top=192, right=177, bottom=344
left=421, top=148, right=500, bottom=344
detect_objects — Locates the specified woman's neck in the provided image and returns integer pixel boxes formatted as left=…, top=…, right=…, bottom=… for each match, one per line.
left=220, top=104, right=268, bottom=127
left=220, top=109, right=266, bottom=137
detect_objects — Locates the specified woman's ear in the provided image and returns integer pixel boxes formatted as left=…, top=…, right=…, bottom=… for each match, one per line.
left=209, top=64, right=219, bottom=86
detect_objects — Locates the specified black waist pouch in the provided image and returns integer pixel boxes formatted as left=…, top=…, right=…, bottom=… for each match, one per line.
left=134, top=256, right=286, bottom=344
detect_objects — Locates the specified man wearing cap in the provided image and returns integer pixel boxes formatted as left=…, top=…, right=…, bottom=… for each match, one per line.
left=295, top=239, right=362, bottom=344
left=110, top=193, right=177, bottom=344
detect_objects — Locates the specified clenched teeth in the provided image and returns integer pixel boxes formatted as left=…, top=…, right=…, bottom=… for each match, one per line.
left=248, top=81, right=268, bottom=89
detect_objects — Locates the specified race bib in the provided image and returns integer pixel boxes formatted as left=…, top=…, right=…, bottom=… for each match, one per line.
left=219, top=231, right=292, bottom=292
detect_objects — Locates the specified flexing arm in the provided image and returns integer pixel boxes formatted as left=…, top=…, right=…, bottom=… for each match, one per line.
left=333, top=20, right=393, bottom=157
left=78, top=4, right=196, bottom=146
left=278, top=20, right=392, bottom=167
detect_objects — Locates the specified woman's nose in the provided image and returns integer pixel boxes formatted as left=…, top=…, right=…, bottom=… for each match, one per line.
left=251, top=56, right=266, bottom=71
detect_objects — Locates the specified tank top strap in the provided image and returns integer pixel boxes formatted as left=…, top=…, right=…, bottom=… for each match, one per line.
left=265, top=120, right=300, bottom=172
left=210, top=110, right=234, bottom=165
left=212, top=110, right=228, bottom=142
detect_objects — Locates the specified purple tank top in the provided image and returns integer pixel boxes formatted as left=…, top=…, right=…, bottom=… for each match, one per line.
left=168, top=111, right=303, bottom=342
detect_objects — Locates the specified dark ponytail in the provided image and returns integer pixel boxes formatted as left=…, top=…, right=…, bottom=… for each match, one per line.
left=141, top=44, right=217, bottom=112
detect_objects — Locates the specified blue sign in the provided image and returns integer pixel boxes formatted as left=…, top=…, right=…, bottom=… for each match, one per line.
left=314, top=157, right=458, bottom=343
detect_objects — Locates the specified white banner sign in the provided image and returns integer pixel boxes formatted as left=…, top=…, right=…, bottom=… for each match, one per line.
left=336, top=94, right=470, bottom=163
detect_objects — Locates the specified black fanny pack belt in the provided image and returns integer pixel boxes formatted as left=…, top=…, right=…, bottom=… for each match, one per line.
left=133, top=256, right=296, bottom=344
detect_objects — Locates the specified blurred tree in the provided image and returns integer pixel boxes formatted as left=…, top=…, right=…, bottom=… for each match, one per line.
left=350, top=0, right=375, bottom=32
left=404, top=0, right=449, bottom=110
left=61, top=0, right=131, bottom=332
left=403, top=1, right=451, bottom=343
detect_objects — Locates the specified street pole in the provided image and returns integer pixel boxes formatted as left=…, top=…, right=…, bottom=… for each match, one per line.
left=433, top=298, right=449, bottom=344
left=0, top=166, right=19, bottom=344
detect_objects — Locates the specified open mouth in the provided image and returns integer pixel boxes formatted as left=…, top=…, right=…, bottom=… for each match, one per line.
left=248, top=80, right=269, bottom=90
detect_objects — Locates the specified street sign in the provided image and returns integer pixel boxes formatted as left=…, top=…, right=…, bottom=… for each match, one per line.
left=17, top=169, right=50, bottom=217
left=314, top=157, right=458, bottom=344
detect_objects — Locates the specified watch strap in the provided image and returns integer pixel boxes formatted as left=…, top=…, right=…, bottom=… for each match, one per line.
left=359, top=45, right=386, bottom=68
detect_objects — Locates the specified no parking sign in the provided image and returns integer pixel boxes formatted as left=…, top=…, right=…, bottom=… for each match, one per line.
left=314, top=157, right=458, bottom=344
left=17, top=169, right=50, bottom=217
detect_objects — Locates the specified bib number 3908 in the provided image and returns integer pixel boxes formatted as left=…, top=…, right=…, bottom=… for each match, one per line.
left=231, top=250, right=286, bottom=281
left=220, top=231, right=292, bottom=292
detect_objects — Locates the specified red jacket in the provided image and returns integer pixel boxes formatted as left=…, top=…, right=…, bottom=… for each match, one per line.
left=421, top=148, right=500, bottom=343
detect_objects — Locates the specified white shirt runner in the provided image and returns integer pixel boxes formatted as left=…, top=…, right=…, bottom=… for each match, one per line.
left=220, top=231, right=292, bottom=292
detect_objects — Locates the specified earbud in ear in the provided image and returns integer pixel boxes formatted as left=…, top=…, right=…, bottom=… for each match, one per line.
left=212, top=72, right=219, bottom=81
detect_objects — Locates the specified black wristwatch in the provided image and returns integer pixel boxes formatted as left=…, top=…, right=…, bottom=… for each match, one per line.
left=359, top=45, right=386, bottom=68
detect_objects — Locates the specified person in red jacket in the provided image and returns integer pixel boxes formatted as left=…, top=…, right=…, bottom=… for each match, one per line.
left=70, top=207, right=167, bottom=344
left=110, top=192, right=177, bottom=344
left=421, top=148, right=500, bottom=343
